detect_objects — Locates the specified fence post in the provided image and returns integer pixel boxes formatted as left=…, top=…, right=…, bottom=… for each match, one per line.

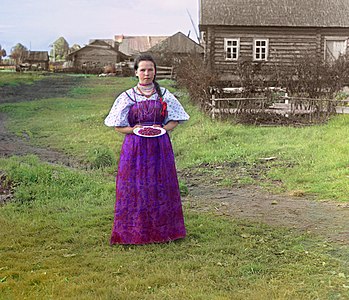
left=211, top=93, right=216, bottom=120
left=284, top=92, right=289, bottom=104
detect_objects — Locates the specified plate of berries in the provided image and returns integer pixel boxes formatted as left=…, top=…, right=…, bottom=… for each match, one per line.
left=133, top=126, right=166, bottom=138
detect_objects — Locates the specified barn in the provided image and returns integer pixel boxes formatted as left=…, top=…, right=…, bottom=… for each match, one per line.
left=147, top=31, right=204, bottom=65
left=66, top=40, right=128, bottom=70
left=115, top=35, right=168, bottom=59
left=199, top=0, right=349, bottom=81
left=22, top=51, right=49, bottom=70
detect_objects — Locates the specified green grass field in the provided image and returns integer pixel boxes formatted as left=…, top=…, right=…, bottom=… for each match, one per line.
left=0, top=72, right=44, bottom=86
left=1, top=74, right=348, bottom=200
left=0, top=74, right=348, bottom=299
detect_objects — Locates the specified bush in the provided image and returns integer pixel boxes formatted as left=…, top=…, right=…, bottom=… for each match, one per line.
left=269, top=52, right=349, bottom=98
left=89, top=147, right=116, bottom=169
left=176, top=52, right=349, bottom=125
left=175, top=54, right=218, bottom=109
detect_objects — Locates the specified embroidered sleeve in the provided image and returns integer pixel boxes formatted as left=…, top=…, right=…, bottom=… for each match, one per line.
left=162, top=89, right=190, bottom=124
left=104, top=92, right=133, bottom=127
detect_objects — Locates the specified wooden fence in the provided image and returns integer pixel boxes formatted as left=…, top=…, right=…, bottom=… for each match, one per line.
left=156, top=66, right=175, bottom=80
left=208, top=88, right=348, bottom=124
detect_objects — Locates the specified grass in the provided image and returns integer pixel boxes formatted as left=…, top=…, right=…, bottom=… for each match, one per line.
left=0, top=74, right=349, bottom=299
left=1, top=76, right=348, bottom=200
left=0, top=72, right=45, bottom=86
left=0, top=155, right=348, bottom=299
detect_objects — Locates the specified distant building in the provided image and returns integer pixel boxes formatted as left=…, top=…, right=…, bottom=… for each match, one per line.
left=114, top=35, right=168, bottom=58
left=147, top=31, right=204, bottom=65
left=22, top=51, right=49, bottom=70
left=66, top=40, right=128, bottom=70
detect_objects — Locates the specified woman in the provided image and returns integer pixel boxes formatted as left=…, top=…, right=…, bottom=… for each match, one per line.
left=104, top=54, right=189, bottom=245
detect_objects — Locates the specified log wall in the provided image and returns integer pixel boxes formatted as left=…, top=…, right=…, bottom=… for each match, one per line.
left=201, top=26, right=349, bottom=81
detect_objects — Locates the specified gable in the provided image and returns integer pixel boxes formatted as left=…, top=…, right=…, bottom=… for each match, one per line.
left=23, top=51, right=49, bottom=62
left=89, top=39, right=114, bottom=47
left=200, top=0, right=349, bottom=28
left=70, top=46, right=118, bottom=57
left=148, top=32, right=203, bottom=54
left=115, top=35, right=168, bottom=56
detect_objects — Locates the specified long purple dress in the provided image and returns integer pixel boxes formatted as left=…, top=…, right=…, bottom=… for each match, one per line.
left=105, top=87, right=189, bottom=245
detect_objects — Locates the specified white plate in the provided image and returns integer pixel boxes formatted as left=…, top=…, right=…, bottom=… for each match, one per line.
left=133, top=126, right=166, bottom=138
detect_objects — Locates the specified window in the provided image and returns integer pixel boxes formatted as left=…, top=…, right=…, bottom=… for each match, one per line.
left=253, top=39, right=269, bottom=61
left=224, top=38, right=240, bottom=60
left=325, top=37, right=347, bottom=62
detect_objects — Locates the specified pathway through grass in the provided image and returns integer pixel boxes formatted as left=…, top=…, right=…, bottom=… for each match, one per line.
left=0, top=74, right=349, bottom=299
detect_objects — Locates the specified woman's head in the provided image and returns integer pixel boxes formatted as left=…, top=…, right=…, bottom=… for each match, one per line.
left=134, top=54, right=157, bottom=85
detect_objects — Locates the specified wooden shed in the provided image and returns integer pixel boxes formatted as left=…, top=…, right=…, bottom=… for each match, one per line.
left=66, top=40, right=128, bottom=70
left=147, top=32, right=204, bottom=65
left=22, top=51, right=49, bottom=70
left=114, top=35, right=168, bottom=59
left=199, top=0, right=349, bottom=81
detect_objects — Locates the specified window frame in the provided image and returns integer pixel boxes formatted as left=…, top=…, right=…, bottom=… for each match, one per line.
left=224, top=38, right=240, bottom=61
left=253, top=38, right=269, bottom=61
left=324, top=36, right=348, bottom=61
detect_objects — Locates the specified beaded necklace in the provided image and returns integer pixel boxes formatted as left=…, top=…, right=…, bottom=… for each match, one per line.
left=133, top=87, right=158, bottom=125
left=137, top=83, right=155, bottom=98
left=129, top=84, right=167, bottom=126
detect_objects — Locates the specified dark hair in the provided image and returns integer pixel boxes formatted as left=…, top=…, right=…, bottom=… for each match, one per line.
left=134, top=54, right=162, bottom=98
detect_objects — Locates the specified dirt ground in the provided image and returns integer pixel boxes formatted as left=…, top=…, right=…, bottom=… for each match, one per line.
left=181, top=167, right=349, bottom=245
left=0, top=76, right=348, bottom=245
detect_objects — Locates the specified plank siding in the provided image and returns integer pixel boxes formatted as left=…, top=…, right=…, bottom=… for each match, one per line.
left=70, top=47, right=120, bottom=68
left=202, top=25, right=349, bottom=81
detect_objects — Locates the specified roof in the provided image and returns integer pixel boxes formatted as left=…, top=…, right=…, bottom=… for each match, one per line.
left=67, top=40, right=129, bottom=60
left=147, top=32, right=203, bottom=54
left=89, top=39, right=115, bottom=46
left=114, top=35, right=168, bottom=56
left=200, top=0, right=349, bottom=28
left=23, top=51, right=49, bottom=62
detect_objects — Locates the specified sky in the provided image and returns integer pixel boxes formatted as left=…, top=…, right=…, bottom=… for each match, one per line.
left=0, top=0, right=200, bottom=54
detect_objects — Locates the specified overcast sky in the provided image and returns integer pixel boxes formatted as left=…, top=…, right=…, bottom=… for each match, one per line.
left=0, top=0, right=200, bottom=53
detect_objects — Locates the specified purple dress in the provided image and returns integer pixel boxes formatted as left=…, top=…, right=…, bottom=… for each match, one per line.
left=105, top=87, right=189, bottom=245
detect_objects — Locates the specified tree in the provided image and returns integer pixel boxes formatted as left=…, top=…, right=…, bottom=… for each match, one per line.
left=50, top=37, right=69, bottom=61
left=0, top=45, right=6, bottom=63
left=10, top=43, right=28, bottom=65
left=69, top=44, right=81, bottom=53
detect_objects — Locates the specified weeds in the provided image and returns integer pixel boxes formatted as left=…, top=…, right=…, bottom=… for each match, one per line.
left=176, top=52, right=349, bottom=125
left=89, top=147, right=116, bottom=169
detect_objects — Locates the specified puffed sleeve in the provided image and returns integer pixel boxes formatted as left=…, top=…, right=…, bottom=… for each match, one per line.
left=104, top=92, right=133, bottom=127
left=162, top=89, right=190, bottom=124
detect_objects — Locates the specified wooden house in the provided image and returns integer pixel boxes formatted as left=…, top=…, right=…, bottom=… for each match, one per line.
left=66, top=40, right=128, bottom=70
left=22, top=51, right=49, bottom=70
left=114, top=35, right=168, bottom=59
left=147, top=32, right=204, bottom=65
left=199, top=0, right=349, bottom=81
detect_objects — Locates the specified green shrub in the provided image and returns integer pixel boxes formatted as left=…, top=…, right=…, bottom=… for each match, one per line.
left=89, top=147, right=116, bottom=169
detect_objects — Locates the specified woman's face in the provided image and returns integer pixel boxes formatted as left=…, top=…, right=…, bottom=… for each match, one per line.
left=135, top=60, right=155, bottom=85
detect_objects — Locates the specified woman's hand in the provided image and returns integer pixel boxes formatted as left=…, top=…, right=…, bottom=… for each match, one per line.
left=115, top=125, right=142, bottom=135
left=162, top=121, right=179, bottom=132
left=152, top=121, right=178, bottom=132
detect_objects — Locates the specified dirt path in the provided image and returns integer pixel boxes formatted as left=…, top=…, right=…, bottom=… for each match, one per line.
left=183, top=180, right=349, bottom=244
left=1, top=75, right=348, bottom=245
left=0, top=76, right=84, bottom=167
left=0, top=75, right=84, bottom=103
left=0, top=113, right=80, bottom=167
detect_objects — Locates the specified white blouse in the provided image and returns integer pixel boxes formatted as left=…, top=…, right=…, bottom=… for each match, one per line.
left=104, top=87, right=190, bottom=127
